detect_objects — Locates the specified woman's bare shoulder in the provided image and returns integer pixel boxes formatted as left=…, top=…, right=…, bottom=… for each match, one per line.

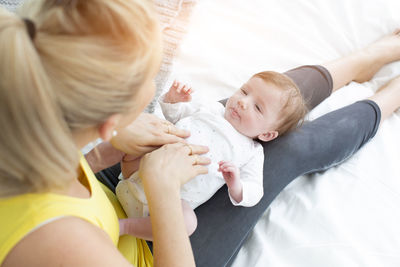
left=2, top=217, right=132, bottom=267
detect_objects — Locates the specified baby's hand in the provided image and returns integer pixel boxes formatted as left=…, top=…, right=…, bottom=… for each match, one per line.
left=164, top=80, right=193, bottom=103
left=218, top=161, right=242, bottom=203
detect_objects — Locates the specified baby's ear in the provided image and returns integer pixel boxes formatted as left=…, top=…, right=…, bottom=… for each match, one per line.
left=258, top=131, right=279, bottom=142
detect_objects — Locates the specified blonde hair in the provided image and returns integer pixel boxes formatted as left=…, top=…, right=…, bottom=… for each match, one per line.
left=253, top=71, right=308, bottom=136
left=0, top=0, right=161, bottom=197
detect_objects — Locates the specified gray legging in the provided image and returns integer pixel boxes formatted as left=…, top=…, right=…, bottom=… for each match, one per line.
left=190, top=65, right=381, bottom=267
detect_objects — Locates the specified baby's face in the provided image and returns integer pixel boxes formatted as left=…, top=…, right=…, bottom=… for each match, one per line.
left=224, top=77, right=284, bottom=139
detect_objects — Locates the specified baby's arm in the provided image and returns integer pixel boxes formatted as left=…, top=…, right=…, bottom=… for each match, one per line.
left=218, top=161, right=243, bottom=203
left=164, top=80, right=193, bottom=103
left=219, top=146, right=264, bottom=207
left=159, top=81, right=201, bottom=124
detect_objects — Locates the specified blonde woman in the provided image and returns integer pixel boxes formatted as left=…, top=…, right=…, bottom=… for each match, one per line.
left=0, top=0, right=209, bottom=266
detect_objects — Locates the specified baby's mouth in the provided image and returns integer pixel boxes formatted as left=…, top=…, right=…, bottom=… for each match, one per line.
left=230, top=107, right=240, bottom=119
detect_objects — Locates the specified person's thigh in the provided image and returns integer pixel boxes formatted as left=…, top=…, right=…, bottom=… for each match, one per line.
left=191, top=100, right=381, bottom=267
left=284, top=65, right=333, bottom=109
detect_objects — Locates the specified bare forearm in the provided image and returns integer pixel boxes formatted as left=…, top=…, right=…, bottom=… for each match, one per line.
left=85, top=141, right=124, bottom=173
left=146, top=186, right=195, bottom=267
left=138, top=142, right=209, bottom=267
left=120, top=157, right=141, bottom=178
left=119, top=217, right=154, bottom=241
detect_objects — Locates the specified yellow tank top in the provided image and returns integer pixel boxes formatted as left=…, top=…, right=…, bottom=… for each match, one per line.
left=0, top=156, right=153, bottom=266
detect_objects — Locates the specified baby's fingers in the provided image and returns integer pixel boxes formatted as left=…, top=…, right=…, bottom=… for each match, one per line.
left=219, top=161, right=233, bottom=168
left=222, top=166, right=235, bottom=173
left=183, top=85, right=192, bottom=94
left=177, top=83, right=186, bottom=93
left=170, top=80, right=180, bottom=91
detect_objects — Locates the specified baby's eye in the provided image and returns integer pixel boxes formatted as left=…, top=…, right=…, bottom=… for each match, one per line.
left=241, top=89, right=247, bottom=95
left=255, top=104, right=262, bottom=113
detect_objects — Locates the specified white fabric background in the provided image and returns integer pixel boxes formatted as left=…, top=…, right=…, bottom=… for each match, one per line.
left=163, top=0, right=400, bottom=266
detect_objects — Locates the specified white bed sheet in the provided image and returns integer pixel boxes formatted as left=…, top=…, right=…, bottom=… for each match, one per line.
left=159, top=0, right=400, bottom=266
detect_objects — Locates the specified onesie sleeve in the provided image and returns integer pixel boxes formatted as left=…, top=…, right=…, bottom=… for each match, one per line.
left=228, top=144, right=264, bottom=207
left=158, top=93, right=203, bottom=123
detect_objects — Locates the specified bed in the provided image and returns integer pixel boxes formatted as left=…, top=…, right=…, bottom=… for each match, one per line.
left=158, top=0, right=400, bottom=266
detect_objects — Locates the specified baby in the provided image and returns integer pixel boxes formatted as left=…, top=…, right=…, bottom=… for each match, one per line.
left=117, top=71, right=308, bottom=239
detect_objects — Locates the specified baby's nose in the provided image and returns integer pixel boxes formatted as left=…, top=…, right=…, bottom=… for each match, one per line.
left=238, top=99, right=247, bottom=109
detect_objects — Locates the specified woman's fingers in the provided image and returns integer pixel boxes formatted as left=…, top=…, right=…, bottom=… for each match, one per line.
left=184, top=144, right=209, bottom=156
left=164, top=124, right=190, bottom=139
left=191, top=155, right=211, bottom=165
left=144, top=121, right=190, bottom=146
left=139, top=142, right=210, bottom=189
left=156, top=134, right=187, bottom=145
left=150, top=131, right=188, bottom=147
left=193, top=165, right=209, bottom=176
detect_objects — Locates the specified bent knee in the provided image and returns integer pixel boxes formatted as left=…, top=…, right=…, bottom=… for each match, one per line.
left=181, top=200, right=198, bottom=235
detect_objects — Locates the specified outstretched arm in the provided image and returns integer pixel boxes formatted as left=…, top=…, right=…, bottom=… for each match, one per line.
left=159, top=81, right=203, bottom=124
left=164, top=80, right=193, bottom=103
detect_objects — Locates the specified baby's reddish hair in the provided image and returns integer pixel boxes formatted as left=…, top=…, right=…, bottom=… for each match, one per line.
left=253, top=71, right=308, bottom=136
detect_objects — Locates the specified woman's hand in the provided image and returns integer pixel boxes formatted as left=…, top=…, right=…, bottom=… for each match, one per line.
left=139, top=142, right=210, bottom=193
left=138, top=142, right=209, bottom=267
left=110, top=113, right=190, bottom=158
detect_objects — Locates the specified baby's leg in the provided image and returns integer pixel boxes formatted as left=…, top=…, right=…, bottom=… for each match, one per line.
left=117, top=173, right=197, bottom=234
left=182, top=200, right=198, bottom=236
left=322, top=29, right=400, bottom=91
left=119, top=200, right=197, bottom=241
left=116, top=172, right=148, bottom=218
